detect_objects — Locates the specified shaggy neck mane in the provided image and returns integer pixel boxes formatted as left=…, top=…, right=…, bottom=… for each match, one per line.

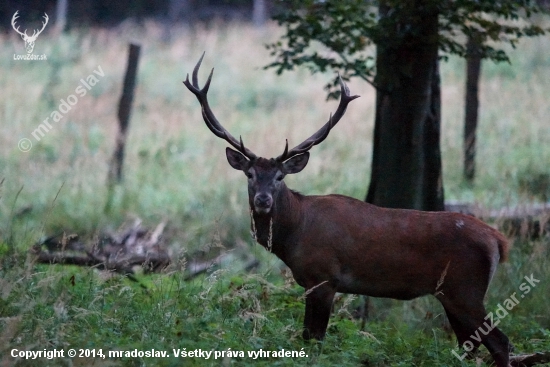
left=250, top=183, right=303, bottom=261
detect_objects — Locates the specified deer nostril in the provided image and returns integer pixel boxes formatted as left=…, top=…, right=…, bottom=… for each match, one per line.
left=254, top=194, right=272, bottom=208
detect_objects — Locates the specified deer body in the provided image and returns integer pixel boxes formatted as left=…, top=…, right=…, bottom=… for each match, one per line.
left=253, top=189, right=506, bottom=300
left=249, top=177, right=508, bottom=341
left=184, top=54, right=512, bottom=367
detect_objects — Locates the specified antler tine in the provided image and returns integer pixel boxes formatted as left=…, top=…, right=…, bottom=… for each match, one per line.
left=191, top=52, right=205, bottom=88
left=276, top=75, right=359, bottom=162
left=281, top=139, right=289, bottom=159
left=11, top=11, right=26, bottom=37
left=36, top=13, right=49, bottom=35
left=184, top=53, right=257, bottom=160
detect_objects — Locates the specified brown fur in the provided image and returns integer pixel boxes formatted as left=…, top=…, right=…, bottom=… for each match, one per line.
left=250, top=185, right=511, bottom=367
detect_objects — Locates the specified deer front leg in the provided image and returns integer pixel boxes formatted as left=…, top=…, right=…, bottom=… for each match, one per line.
left=302, top=283, right=336, bottom=340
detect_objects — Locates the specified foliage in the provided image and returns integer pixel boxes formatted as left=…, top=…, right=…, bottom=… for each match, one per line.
left=266, top=0, right=548, bottom=98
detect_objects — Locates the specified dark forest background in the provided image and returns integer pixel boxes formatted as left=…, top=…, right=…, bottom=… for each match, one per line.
left=0, top=0, right=275, bottom=29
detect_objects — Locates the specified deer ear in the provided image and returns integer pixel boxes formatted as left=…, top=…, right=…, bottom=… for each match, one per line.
left=226, top=147, right=249, bottom=171
left=283, top=152, right=309, bottom=174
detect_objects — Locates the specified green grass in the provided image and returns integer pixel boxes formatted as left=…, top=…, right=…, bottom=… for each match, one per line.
left=1, top=242, right=549, bottom=366
left=1, top=20, right=550, bottom=366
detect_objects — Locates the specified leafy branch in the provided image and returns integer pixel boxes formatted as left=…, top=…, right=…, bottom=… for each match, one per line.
left=265, top=0, right=548, bottom=99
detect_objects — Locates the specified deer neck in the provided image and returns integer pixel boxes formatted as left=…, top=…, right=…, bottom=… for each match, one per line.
left=250, top=183, right=302, bottom=259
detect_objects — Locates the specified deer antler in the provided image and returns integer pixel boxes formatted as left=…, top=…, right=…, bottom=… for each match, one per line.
left=11, top=11, right=49, bottom=39
left=32, top=13, right=49, bottom=39
left=276, top=75, right=360, bottom=162
left=183, top=53, right=257, bottom=160
left=11, top=11, right=27, bottom=38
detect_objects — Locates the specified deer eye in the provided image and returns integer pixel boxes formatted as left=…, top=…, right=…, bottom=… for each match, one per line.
left=276, top=174, right=284, bottom=181
left=245, top=172, right=253, bottom=179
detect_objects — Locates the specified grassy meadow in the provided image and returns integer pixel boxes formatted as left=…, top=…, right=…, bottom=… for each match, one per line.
left=1, top=20, right=549, bottom=366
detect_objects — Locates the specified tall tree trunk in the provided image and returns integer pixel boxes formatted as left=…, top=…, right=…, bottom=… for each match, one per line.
left=365, top=2, right=444, bottom=211
left=464, top=35, right=482, bottom=182
left=162, top=0, right=192, bottom=43
left=55, top=0, right=68, bottom=34
left=253, top=0, right=267, bottom=27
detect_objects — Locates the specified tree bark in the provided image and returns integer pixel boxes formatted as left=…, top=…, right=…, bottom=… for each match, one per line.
left=464, top=35, right=482, bottom=182
left=253, top=0, right=267, bottom=27
left=55, top=0, right=68, bottom=34
left=366, top=2, right=444, bottom=211
left=162, top=0, right=192, bottom=43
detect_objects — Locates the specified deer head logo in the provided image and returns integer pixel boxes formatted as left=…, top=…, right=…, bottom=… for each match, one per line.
left=12, top=11, right=49, bottom=54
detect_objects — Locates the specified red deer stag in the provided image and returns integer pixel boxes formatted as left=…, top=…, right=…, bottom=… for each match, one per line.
left=183, top=54, right=512, bottom=367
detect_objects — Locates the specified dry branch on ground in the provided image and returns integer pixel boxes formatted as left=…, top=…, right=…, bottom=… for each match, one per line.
left=510, top=352, right=550, bottom=367
left=31, top=219, right=170, bottom=275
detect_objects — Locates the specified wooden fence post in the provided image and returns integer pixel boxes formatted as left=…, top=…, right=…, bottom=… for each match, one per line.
left=105, top=43, right=141, bottom=212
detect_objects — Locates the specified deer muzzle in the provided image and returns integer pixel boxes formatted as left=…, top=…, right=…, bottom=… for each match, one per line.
left=254, top=193, right=273, bottom=214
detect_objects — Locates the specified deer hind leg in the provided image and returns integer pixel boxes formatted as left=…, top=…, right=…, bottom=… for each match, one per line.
left=482, top=326, right=512, bottom=367
left=302, top=284, right=336, bottom=340
left=441, top=300, right=510, bottom=367
left=444, top=306, right=482, bottom=357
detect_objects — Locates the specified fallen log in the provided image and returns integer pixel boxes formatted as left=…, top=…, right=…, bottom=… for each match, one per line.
left=34, top=250, right=171, bottom=275
left=510, top=352, right=550, bottom=367
left=32, top=220, right=170, bottom=275
left=445, top=201, right=550, bottom=238
left=32, top=220, right=258, bottom=281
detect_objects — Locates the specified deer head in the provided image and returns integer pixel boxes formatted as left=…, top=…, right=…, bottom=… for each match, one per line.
left=183, top=53, right=359, bottom=215
left=12, top=11, right=49, bottom=54
left=225, top=149, right=310, bottom=214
